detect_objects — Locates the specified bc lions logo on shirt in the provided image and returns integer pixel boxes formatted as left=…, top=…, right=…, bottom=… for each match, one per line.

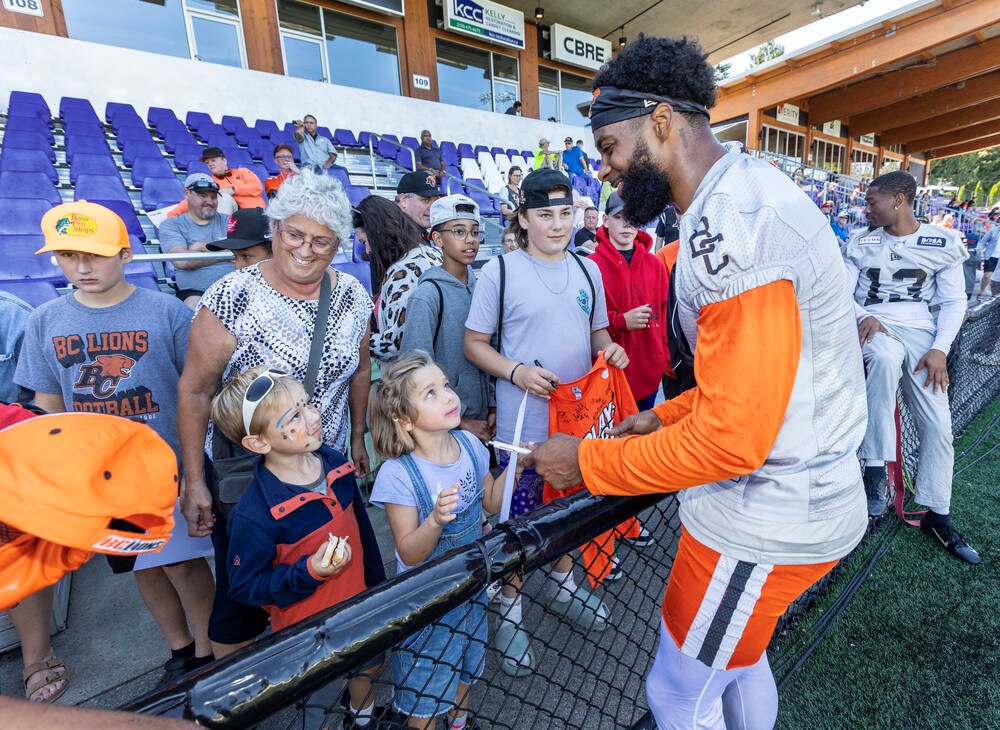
left=74, top=354, right=136, bottom=398
left=577, top=288, right=591, bottom=315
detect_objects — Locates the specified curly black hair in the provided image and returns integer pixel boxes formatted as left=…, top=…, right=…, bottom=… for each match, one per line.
left=593, top=35, right=717, bottom=126
left=869, top=170, right=916, bottom=203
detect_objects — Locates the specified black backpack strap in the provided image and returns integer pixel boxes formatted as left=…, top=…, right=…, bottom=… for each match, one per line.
left=496, top=255, right=506, bottom=352
left=426, top=279, right=444, bottom=351
left=568, top=251, right=596, bottom=327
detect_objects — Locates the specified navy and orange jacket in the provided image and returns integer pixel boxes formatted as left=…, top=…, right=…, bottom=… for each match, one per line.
left=590, top=227, right=669, bottom=399
left=227, top=445, right=385, bottom=632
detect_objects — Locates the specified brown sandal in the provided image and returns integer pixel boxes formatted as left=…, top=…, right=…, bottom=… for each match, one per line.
left=22, top=654, right=70, bottom=703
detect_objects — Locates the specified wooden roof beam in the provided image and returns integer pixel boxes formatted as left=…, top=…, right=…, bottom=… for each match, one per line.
left=849, top=70, right=1000, bottom=135
left=711, top=0, right=1000, bottom=124
left=808, top=35, right=1000, bottom=123
left=907, top=118, right=1000, bottom=153
left=881, top=99, right=1000, bottom=145
left=929, top=132, right=1000, bottom=159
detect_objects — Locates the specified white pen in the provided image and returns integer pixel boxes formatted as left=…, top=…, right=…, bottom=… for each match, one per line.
left=488, top=440, right=532, bottom=455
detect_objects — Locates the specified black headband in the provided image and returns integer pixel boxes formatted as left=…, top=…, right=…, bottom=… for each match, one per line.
left=589, top=86, right=710, bottom=130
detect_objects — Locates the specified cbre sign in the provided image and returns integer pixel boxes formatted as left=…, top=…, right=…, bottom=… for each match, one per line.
left=551, top=24, right=611, bottom=72
left=445, top=0, right=525, bottom=50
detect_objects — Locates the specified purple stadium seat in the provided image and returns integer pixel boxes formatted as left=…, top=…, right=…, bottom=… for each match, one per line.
left=173, top=143, right=207, bottom=171
left=4, top=115, right=54, bottom=143
left=0, top=199, right=53, bottom=235
left=227, top=149, right=254, bottom=169
left=490, top=146, right=504, bottom=156
left=254, top=119, right=280, bottom=139
left=9, top=91, right=50, bottom=117
left=474, top=145, right=489, bottom=156
left=60, top=96, right=98, bottom=118
left=334, top=129, right=361, bottom=148
left=442, top=177, right=465, bottom=196
left=74, top=174, right=131, bottom=204
left=346, top=186, right=368, bottom=206
left=401, top=136, right=420, bottom=151
left=195, top=124, right=227, bottom=143
left=221, top=115, right=248, bottom=135
left=377, top=138, right=400, bottom=161
left=126, top=272, right=160, bottom=291
left=1, top=132, right=56, bottom=162
left=106, top=101, right=141, bottom=124
left=234, top=126, right=259, bottom=147
left=327, top=167, right=351, bottom=189
left=68, top=153, right=119, bottom=184
left=0, top=247, right=66, bottom=284
left=521, top=150, right=533, bottom=160
left=469, top=192, right=496, bottom=216
left=141, top=177, right=184, bottom=211
left=0, top=172, right=60, bottom=205
left=156, top=117, right=189, bottom=135
left=357, top=131, right=376, bottom=149
left=505, top=148, right=519, bottom=158
left=121, top=139, right=163, bottom=168
left=0, top=280, right=58, bottom=307
left=445, top=164, right=462, bottom=179
left=247, top=136, right=273, bottom=162
left=331, top=261, right=371, bottom=296
left=457, top=144, right=475, bottom=159
left=249, top=163, right=269, bottom=188
left=440, top=142, right=459, bottom=167
left=268, top=134, right=300, bottom=162
left=64, top=135, right=111, bottom=162
left=186, top=111, right=215, bottom=133
left=0, top=149, right=58, bottom=183
left=148, top=107, right=179, bottom=129
left=115, top=124, right=154, bottom=149
left=464, top=177, right=486, bottom=192
left=382, top=134, right=400, bottom=144
left=89, top=199, right=144, bottom=241
left=317, top=126, right=334, bottom=143
left=0, top=234, right=45, bottom=251
left=260, top=156, right=279, bottom=176
left=186, top=161, right=210, bottom=177
left=161, top=128, right=198, bottom=154
left=130, top=155, right=176, bottom=188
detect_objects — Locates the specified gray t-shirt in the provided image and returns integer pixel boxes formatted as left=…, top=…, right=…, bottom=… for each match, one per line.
left=417, top=145, right=443, bottom=170
left=298, top=132, right=335, bottom=167
left=158, top=212, right=234, bottom=293
left=0, top=291, right=32, bottom=403
left=14, top=288, right=190, bottom=456
left=466, top=249, right=608, bottom=444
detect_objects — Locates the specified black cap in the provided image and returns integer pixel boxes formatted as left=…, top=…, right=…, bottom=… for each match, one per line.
left=206, top=208, right=271, bottom=251
left=397, top=171, right=442, bottom=198
left=200, top=146, right=226, bottom=161
left=519, top=168, right=573, bottom=209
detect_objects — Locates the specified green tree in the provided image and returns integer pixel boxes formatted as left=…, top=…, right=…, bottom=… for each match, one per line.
left=974, top=180, right=985, bottom=207
left=714, top=62, right=732, bottom=83
left=989, top=181, right=1000, bottom=207
left=929, top=145, right=1000, bottom=192
left=748, top=40, right=785, bottom=67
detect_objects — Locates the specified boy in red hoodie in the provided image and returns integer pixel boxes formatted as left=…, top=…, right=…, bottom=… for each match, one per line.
left=591, top=191, right=669, bottom=410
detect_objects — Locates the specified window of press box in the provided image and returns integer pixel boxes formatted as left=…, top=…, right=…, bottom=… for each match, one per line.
left=537, top=66, right=592, bottom=123
left=436, top=39, right=519, bottom=113
left=277, top=0, right=401, bottom=96
left=62, top=0, right=246, bottom=68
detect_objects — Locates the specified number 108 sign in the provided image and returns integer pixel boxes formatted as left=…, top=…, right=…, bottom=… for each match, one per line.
left=3, top=0, right=44, bottom=17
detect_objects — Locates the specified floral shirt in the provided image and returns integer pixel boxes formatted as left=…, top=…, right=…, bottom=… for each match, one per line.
left=370, top=245, right=444, bottom=362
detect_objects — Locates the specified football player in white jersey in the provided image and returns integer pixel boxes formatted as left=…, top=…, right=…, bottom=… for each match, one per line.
left=844, top=170, right=979, bottom=564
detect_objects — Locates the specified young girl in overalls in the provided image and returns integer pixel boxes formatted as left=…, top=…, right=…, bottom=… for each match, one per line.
left=369, top=351, right=514, bottom=730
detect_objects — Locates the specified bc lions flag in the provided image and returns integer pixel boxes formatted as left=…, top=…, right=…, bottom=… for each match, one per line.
left=546, top=353, right=641, bottom=586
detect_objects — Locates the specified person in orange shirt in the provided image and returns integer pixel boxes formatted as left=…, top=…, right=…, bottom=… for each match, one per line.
left=169, top=147, right=263, bottom=217
left=529, top=36, right=869, bottom=729
left=264, top=144, right=298, bottom=200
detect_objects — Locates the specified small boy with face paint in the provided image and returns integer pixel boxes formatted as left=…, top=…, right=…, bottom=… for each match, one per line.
left=211, top=365, right=385, bottom=728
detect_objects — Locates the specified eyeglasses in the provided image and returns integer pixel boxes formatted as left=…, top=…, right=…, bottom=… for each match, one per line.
left=274, top=154, right=294, bottom=161
left=242, top=368, right=290, bottom=436
left=441, top=226, right=485, bottom=242
left=279, top=225, right=337, bottom=253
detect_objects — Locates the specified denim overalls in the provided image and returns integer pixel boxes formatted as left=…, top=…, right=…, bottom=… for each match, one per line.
left=390, top=430, right=489, bottom=719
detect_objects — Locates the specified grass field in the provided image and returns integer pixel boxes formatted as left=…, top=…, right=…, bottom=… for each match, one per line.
left=776, top=397, right=1000, bottom=729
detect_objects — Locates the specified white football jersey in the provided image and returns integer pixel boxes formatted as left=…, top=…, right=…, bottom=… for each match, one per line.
left=843, top=223, right=967, bottom=307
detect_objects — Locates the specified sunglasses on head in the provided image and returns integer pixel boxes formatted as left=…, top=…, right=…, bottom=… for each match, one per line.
left=242, top=368, right=290, bottom=436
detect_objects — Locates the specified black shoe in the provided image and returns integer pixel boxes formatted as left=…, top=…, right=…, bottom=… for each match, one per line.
left=862, top=466, right=887, bottom=517
left=920, top=516, right=981, bottom=564
left=625, top=527, right=655, bottom=549
left=155, top=650, right=211, bottom=690
left=605, top=556, right=623, bottom=581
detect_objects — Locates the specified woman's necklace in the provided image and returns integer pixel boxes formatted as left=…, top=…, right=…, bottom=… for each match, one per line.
left=532, top=254, right=570, bottom=295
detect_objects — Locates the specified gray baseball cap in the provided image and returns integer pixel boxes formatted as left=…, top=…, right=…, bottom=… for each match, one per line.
left=184, top=172, right=219, bottom=192
left=605, top=190, right=625, bottom=217
left=430, top=194, right=480, bottom=228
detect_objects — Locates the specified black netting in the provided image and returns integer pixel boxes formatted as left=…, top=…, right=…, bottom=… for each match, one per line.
left=129, top=303, right=1000, bottom=730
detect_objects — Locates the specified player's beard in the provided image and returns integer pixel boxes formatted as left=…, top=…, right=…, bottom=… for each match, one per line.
left=618, top=140, right=673, bottom=228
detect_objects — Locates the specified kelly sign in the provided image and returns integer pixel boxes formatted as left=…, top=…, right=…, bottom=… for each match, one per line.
left=551, top=24, right=611, bottom=71
left=445, top=0, right=525, bottom=50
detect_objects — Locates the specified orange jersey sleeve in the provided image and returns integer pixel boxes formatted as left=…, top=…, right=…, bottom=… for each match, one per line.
left=578, top=279, right=801, bottom=495
left=232, top=168, right=264, bottom=209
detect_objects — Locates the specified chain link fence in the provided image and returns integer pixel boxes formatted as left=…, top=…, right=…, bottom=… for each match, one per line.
left=128, top=302, right=1000, bottom=730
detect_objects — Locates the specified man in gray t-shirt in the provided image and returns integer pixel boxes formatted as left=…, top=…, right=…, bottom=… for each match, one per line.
left=158, top=173, right=234, bottom=309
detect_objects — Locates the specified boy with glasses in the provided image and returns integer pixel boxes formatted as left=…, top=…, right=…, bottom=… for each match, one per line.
left=402, top=195, right=493, bottom=441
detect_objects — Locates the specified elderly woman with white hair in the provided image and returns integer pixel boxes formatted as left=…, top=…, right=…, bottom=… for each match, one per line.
left=176, top=168, right=374, bottom=658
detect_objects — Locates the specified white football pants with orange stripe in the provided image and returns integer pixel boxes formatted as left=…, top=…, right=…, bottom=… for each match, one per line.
left=646, top=528, right=836, bottom=729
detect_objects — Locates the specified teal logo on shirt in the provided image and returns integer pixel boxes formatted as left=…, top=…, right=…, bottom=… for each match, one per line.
left=577, top=288, right=591, bottom=315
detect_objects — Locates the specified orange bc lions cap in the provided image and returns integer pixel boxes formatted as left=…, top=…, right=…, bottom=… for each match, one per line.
left=0, top=411, right=177, bottom=609
left=36, top=201, right=131, bottom=256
